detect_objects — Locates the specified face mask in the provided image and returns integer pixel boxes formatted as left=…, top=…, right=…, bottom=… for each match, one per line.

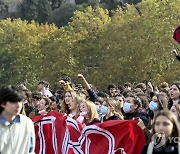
left=123, top=102, right=132, bottom=113
left=100, top=105, right=108, bottom=115
left=96, top=105, right=100, bottom=112
left=149, top=101, right=159, bottom=111
left=38, top=109, right=46, bottom=115
left=80, top=112, right=87, bottom=116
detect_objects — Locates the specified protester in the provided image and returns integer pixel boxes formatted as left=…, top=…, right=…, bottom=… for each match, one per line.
left=37, top=97, right=51, bottom=115
left=1, top=77, right=180, bottom=154
left=37, top=80, right=53, bottom=97
left=137, top=94, right=150, bottom=114
left=123, top=93, right=149, bottom=126
left=148, top=93, right=168, bottom=128
left=0, top=85, right=35, bottom=154
left=159, top=88, right=169, bottom=102
left=107, top=83, right=117, bottom=97
left=124, top=82, right=132, bottom=91
left=115, top=94, right=124, bottom=113
left=61, top=90, right=80, bottom=119
left=76, top=97, right=100, bottom=125
left=168, top=81, right=180, bottom=109
left=49, top=95, right=60, bottom=111
left=102, top=98, right=124, bottom=121
left=141, top=109, right=180, bottom=154
left=159, top=82, right=169, bottom=91
left=77, top=74, right=98, bottom=102
left=170, top=104, right=180, bottom=123
left=59, top=79, right=73, bottom=91
left=28, top=91, right=42, bottom=118
left=134, top=83, right=147, bottom=93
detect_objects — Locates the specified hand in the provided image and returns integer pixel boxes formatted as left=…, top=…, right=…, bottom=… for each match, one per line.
left=80, top=111, right=87, bottom=116
left=59, top=80, right=66, bottom=85
left=171, top=49, right=178, bottom=56
left=147, top=82, right=153, bottom=91
left=137, top=118, right=145, bottom=130
left=68, top=114, right=74, bottom=118
left=77, top=74, right=85, bottom=80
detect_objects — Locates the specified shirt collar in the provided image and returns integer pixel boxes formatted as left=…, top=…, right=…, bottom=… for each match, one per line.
left=0, top=115, right=21, bottom=126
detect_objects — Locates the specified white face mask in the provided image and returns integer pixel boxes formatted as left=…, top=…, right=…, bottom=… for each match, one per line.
left=38, top=109, right=46, bottom=115
left=123, top=102, right=132, bottom=113
left=80, top=112, right=87, bottom=116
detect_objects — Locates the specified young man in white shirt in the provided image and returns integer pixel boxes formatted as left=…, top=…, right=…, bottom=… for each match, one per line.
left=38, top=81, right=53, bottom=97
left=0, top=85, right=35, bottom=154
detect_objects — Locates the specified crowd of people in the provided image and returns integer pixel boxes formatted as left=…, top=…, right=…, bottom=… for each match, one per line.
left=0, top=74, right=180, bottom=154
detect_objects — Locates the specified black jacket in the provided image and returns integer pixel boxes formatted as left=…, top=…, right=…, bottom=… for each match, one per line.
left=103, top=114, right=120, bottom=121
left=176, top=55, right=180, bottom=61
left=141, top=142, right=178, bottom=154
left=124, top=110, right=149, bottom=126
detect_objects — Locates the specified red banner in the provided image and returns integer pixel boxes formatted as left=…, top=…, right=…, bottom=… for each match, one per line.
left=173, top=25, right=180, bottom=43
left=32, top=111, right=146, bottom=154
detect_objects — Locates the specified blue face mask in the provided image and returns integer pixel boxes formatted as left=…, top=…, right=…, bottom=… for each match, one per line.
left=96, top=105, right=100, bottom=112
left=123, top=102, right=132, bottom=113
left=99, top=105, right=108, bottom=115
left=149, top=101, right=159, bottom=111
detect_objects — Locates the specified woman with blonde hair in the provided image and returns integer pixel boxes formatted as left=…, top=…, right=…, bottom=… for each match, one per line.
left=76, top=97, right=100, bottom=125
left=102, top=98, right=124, bottom=122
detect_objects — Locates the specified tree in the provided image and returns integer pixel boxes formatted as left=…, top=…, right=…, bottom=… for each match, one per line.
left=21, top=0, right=39, bottom=21
left=69, top=6, right=111, bottom=78
left=51, top=0, right=62, bottom=10
left=90, top=0, right=180, bottom=89
left=48, top=3, right=78, bottom=27
left=0, top=19, right=57, bottom=89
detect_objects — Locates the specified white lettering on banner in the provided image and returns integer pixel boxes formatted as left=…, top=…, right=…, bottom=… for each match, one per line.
left=34, top=114, right=130, bottom=154
left=70, top=125, right=127, bottom=154
left=35, top=116, right=59, bottom=154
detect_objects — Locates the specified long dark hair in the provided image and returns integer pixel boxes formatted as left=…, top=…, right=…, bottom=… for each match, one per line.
left=152, top=109, right=180, bottom=138
left=168, top=81, right=180, bottom=109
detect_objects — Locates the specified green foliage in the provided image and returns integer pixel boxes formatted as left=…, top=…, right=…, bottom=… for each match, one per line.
left=48, top=3, right=78, bottom=27
left=75, top=0, right=88, bottom=5
left=0, top=2, right=8, bottom=19
left=125, top=0, right=141, bottom=4
left=51, top=0, right=62, bottom=10
left=100, top=0, right=120, bottom=10
left=91, top=0, right=180, bottom=89
left=0, top=19, right=57, bottom=89
left=69, top=7, right=111, bottom=77
left=21, top=0, right=52, bottom=23
left=0, top=0, right=179, bottom=90
left=37, top=0, right=52, bottom=23
left=21, top=0, right=39, bottom=21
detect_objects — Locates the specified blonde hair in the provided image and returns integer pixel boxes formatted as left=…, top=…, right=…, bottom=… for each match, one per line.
left=75, top=96, right=99, bottom=122
left=105, top=98, right=124, bottom=120
left=85, top=100, right=99, bottom=122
